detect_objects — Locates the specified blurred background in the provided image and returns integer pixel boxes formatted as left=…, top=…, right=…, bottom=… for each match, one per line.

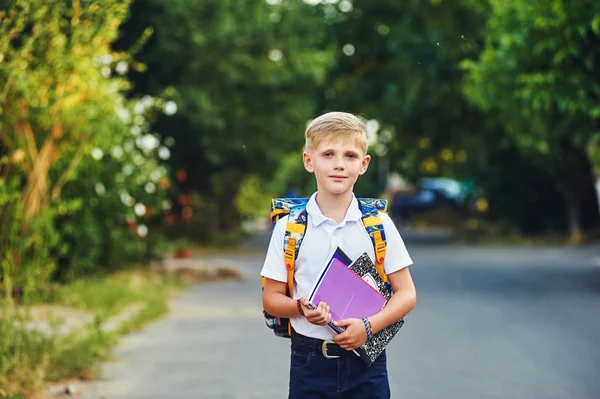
left=2, top=0, right=600, bottom=397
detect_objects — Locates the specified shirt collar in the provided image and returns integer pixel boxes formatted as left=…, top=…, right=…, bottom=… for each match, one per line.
left=306, top=192, right=362, bottom=227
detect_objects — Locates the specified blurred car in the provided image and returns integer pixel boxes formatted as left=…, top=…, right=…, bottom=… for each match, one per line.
left=390, top=177, right=481, bottom=223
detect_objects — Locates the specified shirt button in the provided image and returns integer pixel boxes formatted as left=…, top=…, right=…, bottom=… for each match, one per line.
left=333, top=230, right=338, bottom=236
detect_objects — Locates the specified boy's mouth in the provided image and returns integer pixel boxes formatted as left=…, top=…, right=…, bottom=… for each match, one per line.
left=329, top=175, right=347, bottom=179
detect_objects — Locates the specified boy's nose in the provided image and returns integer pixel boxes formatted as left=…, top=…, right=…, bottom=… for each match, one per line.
left=334, top=158, right=345, bottom=170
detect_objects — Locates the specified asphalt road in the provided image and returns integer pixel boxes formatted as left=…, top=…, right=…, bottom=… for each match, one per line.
left=80, top=237, right=600, bottom=399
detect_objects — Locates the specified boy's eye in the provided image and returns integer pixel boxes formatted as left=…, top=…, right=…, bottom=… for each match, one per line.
left=346, top=154, right=357, bottom=159
left=323, top=152, right=333, bottom=157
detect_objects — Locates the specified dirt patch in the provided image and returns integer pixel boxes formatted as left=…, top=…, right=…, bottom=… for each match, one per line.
left=161, top=266, right=241, bottom=284
left=152, top=257, right=242, bottom=284
left=34, top=378, right=83, bottom=399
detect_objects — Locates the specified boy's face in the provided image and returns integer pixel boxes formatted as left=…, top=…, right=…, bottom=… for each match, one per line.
left=303, top=137, right=371, bottom=197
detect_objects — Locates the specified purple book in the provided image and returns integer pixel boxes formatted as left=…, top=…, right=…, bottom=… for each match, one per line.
left=309, top=256, right=387, bottom=322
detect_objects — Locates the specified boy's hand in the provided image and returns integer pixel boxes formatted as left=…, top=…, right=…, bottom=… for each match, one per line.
left=332, top=318, right=368, bottom=350
left=299, top=297, right=331, bottom=326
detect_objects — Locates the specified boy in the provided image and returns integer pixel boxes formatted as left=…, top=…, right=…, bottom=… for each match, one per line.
left=261, top=112, right=416, bottom=399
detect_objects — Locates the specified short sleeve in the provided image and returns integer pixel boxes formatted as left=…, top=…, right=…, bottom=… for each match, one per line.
left=380, top=212, right=413, bottom=275
left=260, top=216, right=288, bottom=283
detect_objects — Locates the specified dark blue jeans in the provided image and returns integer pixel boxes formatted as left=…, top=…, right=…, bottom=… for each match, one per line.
left=288, top=343, right=391, bottom=399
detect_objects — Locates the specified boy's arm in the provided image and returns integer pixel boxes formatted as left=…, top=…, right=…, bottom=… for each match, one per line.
left=262, top=278, right=300, bottom=318
left=261, top=216, right=296, bottom=318
left=369, top=211, right=416, bottom=333
left=366, top=267, right=416, bottom=335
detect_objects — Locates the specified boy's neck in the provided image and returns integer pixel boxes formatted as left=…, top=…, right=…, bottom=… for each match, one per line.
left=315, top=190, right=354, bottom=224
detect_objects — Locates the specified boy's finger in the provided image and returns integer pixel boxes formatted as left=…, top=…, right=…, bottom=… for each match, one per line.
left=334, top=319, right=350, bottom=327
left=333, top=334, right=347, bottom=344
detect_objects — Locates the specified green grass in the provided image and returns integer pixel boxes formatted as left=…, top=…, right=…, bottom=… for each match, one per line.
left=56, top=271, right=182, bottom=318
left=0, top=269, right=186, bottom=398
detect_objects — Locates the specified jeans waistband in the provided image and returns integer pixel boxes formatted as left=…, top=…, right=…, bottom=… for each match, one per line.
left=291, top=331, right=357, bottom=359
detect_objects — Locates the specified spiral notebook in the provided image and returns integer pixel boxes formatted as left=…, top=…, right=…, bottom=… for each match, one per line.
left=347, top=251, right=404, bottom=367
left=307, top=248, right=404, bottom=367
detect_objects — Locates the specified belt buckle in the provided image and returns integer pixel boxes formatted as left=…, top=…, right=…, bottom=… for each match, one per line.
left=321, top=340, right=340, bottom=359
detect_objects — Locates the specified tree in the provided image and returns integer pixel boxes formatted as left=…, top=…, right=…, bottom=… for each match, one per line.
left=0, top=0, right=169, bottom=294
left=116, top=0, right=334, bottom=234
left=317, top=0, right=487, bottom=183
left=310, top=0, right=587, bottom=235
left=0, top=0, right=133, bottom=221
left=461, top=0, right=600, bottom=241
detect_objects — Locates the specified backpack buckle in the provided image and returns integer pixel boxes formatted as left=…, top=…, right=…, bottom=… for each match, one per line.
left=373, top=231, right=386, bottom=263
left=284, top=237, right=297, bottom=270
left=321, top=340, right=340, bottom=359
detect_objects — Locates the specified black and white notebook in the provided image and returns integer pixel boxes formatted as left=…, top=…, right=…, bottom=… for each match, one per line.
left=348, top=252, right=404, bottom=367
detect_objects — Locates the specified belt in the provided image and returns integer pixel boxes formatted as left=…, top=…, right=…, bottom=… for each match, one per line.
left=291, top=332, right=357, bottom=359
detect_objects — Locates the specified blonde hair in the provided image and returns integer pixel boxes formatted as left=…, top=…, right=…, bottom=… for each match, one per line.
left=305, top=112, right=369, bottom=154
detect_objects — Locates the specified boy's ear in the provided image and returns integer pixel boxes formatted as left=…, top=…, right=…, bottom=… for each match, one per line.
left=359, top=154, right=371, bottom=175
left=303, top=151, right=314, bottom=173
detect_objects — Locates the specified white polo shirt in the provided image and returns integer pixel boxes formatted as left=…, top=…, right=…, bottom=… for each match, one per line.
left=260, top=192, right=413, bottom=340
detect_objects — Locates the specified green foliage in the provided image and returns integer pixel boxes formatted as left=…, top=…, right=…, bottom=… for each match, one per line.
left=0, top=176, right=60, bottom=301
left=310, top=0, right=588, bottom=235
left=0, top=0, right=134, bottom=167
left=266, top=150, right=316, bottom=198
left=0, top=176, right=22, bottom=298
left=235, top=175, right=273, bottom=221
left=462, top=0, right=600, bottom=236
left=117, top=0, right=335, bottom=232
left=462, top=0, right=600, bottom=155
left=53, top=97, right=172, bottom=281
left=354, top=152, right=388, bottom=198
left=0, top=0, right=173, bottom=291
left=319, top=0, right=486, bottom=182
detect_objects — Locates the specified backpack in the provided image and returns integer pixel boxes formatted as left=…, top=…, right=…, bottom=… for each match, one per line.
left=262, top=197, right=389, bottom=338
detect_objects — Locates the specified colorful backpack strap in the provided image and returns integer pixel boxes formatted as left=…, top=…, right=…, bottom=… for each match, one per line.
left=358, top=198, right=389, bottom=284
left=270, top=198, right=309, bottom=226
left=263, top=198, right=309, bottom=337
left=270, top=197, right=310, bottom=306
left=282, top=204, right=308, bottom=335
